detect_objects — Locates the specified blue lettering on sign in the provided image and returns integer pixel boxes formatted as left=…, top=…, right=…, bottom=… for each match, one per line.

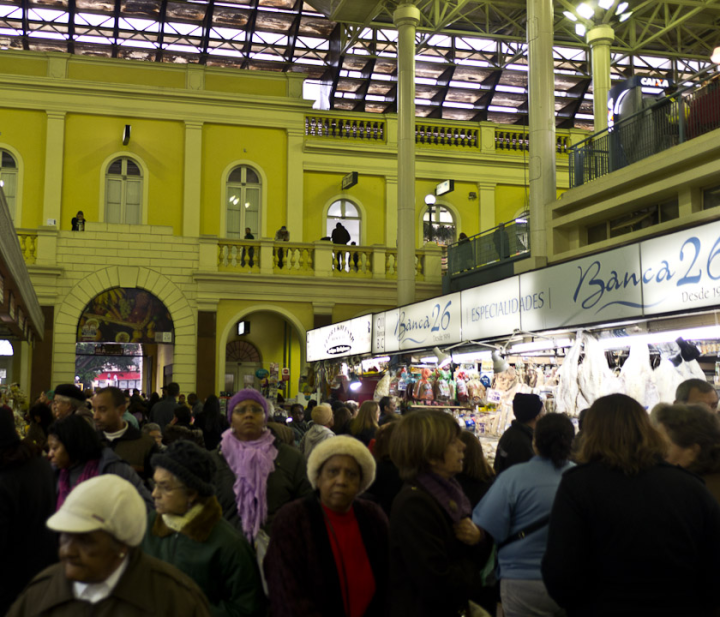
left=394, top=300, right=453, bottom=345
left=573, top=261, right=651, bottom=313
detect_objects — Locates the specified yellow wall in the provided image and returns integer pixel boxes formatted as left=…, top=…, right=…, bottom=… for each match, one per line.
left=0, top=55, right=46, bottom=77
left=205, top=74, right=287, bottom=98
left=302, top=171, right=387, bottom=245
left=0, top=109, right=46, bottom=228
left=414, top=178, right=482, bottom=238
left=62, top=114, right=185, bottom=232
left=332, top=304, right=385, bottom=322
left=496, top=185, right=529, bottom=222
left=202, top=124, right=287, bottom=237
left=68, top=63, right=186, bottom=89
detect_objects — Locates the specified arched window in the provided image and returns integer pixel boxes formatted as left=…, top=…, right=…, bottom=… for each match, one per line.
left=0, top=150, right=18, bottom=221
left=423, top=204, right=456, bottom=245
left=106, top=157, right=142, bottom=225
left=226, top=166, right=261, bottom=239
left=326, top=199, right=361, bottom=244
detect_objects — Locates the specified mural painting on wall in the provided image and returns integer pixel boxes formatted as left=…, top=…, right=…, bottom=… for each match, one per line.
left=77, top=287, right=174, bottom=344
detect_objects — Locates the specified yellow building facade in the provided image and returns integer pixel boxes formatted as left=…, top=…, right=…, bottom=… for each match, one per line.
left=2, top=49, right=584, bottom=400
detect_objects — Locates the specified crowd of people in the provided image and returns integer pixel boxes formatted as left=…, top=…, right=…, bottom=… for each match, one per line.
left=2, top=377, right=720, bottom=616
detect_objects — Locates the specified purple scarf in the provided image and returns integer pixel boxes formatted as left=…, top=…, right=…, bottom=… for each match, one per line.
left=220, top=428, right=278, bottom=542
left=415, top=472, right=472, bottom=524
left=56, top=459, right=100, bottom=510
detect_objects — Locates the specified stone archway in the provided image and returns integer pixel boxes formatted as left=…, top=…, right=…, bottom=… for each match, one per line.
left=216, top=304, right=307, bottom=394
left=52, top=266, right=196, bottom=391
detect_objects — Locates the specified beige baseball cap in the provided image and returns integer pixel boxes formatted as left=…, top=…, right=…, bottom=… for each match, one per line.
left=47, top=475, right=147, bottom=546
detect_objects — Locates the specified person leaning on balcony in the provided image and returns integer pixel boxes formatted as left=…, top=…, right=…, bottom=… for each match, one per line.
left=243, top=227, right=255, bottom=268
left=275, top=226, right=290, bottom=268
left=71, top=211, right=85, bottom=231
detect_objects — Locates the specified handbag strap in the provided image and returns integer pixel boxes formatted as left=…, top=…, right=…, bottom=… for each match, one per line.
left=497, top=516, right=550, bottom=550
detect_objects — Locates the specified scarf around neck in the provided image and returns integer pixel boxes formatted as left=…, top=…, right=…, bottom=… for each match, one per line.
left=220, top=428, right=278, bottom=542
left=415, top=471, right=472, bottom=524
left=57, top=459, right=100, bottom=510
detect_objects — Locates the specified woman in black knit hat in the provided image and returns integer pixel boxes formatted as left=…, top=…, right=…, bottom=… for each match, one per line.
left=142, top=440, right=265, bottom=617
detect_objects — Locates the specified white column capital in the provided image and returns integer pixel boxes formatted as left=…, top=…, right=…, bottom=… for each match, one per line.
left=586, top=24, right=615, bottom=46
left=393, top=3, right=421, bottom=26
left=184, top=121, right=204, bottom=130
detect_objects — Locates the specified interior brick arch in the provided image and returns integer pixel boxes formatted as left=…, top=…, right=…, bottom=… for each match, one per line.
left=51, top=266, right=197, bottom=392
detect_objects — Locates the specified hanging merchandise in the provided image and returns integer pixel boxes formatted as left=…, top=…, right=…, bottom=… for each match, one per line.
left=557, top=333, right=583, bottom=415
left=578, top=333, right=623, bottom=405
left=620, top=342, right=659, bottom=410
left=434, top=368, right=452, bottom=402
left=455, top=370, right=469, bottom=403
left=374, top=370, right=392, bottom=400
left=413, top=368, right=435, bottom=402
left=466, top=371, right=486, bottom=405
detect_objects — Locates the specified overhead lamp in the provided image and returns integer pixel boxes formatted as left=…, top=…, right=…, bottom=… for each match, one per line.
left=563, top=10, right=578, bottom=21
left=618, top=11, right=632, bottom=21
left=425, top=194, right=436, bottom=206
left=0, top=340, right=13, bottom=356
left=576, top=3, right=595, bottom=19
left=616, top=1, right=628, bottom=13
left=598, top=325, right=720, bottom=350
left=432, top=346, right=452, bottom=368
left=598, top=0, right=614, bottom=9
left=348, top=372, right=362, bottom=391
left=575, top=23, right=587, bottom=36
left=713, top=46, right=720, bottom=64
left=452, top=350, right=492, bottom=363
left=492, top=350, right=510, bottom=373
left=509, top=338, right=573, bottom=354
left=515, top=217, right=528, bottom=224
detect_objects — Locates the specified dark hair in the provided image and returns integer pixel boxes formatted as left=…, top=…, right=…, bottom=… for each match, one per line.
left=167, top=382, right=180, bottom=397
left=333, top=407, right=352, bottom=434
left=534, top=413, right=575, bottom=468
left=96, top=386, right=125, bottom=408
left=174, top=405, right=192, bottom=426
left=304, top=399, right=318, bottom=422
left=675, top=379, right=717, bottom=403
left=653, top=403, right=720, bottom=475
left=577, top=408, right=589, bottom=431
left=29, top=402, right=54, bottom=435
left=373, top=421, right=399, bottom=462
left=49, top=415, right=104, bottom=464
left=390, top=410, right=461, bottom=481
left=378, top=396, right=391, bottom=414
left=128, top=401, right=147, bottom=424
left=187, top=392, right=198, bottom=405
left=201, top=395, right=223, bottom=433
left=290, top=403, right=304, bottom=417
left=577, top=394, right=666, bottom=475
left=459, top=430, right=494, bottom=481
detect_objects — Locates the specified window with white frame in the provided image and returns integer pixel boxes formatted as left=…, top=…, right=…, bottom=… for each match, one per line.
left=326, top=199, right=361, bottom=244
left=227, top=166, right=261, bottom=238
left=0, top=150, right=18, bottom=221
left=106, top=157, right=142, bottom=225
left=423, top=205, right=456, bottom=245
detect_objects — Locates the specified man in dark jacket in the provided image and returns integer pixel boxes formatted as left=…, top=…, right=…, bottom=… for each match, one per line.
left=93, top=386, right=158, bottom=480
left=494, top=393, right=544, bottom=474
left=151, top=382, right=180, bottom=431
left=331, top=222, right=351, bottom=269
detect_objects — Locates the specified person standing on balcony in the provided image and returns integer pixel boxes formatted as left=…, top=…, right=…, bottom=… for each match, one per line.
left=243, top=227, right=255, bottom=268
left=71, top=211, right=85, bottom=231
left=275, top=225, right=290, bottom=269
left=331, top=222, right=351, bottom=270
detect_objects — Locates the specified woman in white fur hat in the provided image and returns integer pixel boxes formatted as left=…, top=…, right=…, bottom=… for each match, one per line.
left=264, top=436, right=389, bottom=617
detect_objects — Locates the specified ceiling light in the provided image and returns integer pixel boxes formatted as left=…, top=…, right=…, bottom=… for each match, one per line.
left=598, top=326, right=720, bottom=350
left=348, top=373, right=362, bottom=391
left=618, top=11, right=632, bottom=21
left=0, top=340, right=13, bottom=355
left=425, top=194, right=436, bottom=205
left=616, top=1, right=628, bottom=13
left=598, top=0, right=614, bottom=9
left=563, top=10, right=578, bottom=21
left=244, top=202, right=250, bottom=208
left=432, top=346, right=452, bottom=368
left=713, top=46, right=720, bottom=64
left=576, top=3, right=595, bottom=19
left=509, top=338, right=573, bottom=353
left=575, top=23, right=587, bottom=37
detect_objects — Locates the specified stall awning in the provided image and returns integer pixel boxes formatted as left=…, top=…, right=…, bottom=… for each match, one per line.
left=0, top=190, right=44, bottom=343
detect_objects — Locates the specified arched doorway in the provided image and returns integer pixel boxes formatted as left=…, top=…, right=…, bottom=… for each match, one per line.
left=75, top=287, right=174, bottom=395
left=217, top=306, right=307, bottom=401
left=224, top=340, right=262, bottom=393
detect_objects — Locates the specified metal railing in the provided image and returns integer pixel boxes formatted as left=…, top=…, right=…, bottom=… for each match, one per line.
left=446, top=216, right=530, bottom=275
left=305, top=115, right=386, bottom=141
left=569, top=69, right=720, bottom=187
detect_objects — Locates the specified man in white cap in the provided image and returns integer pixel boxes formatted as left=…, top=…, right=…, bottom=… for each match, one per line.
left=7, top=475, right=211, bottom=617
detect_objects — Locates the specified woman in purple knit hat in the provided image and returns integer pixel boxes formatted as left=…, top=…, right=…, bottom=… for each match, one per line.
left=211, top=389, right=312, bottom=543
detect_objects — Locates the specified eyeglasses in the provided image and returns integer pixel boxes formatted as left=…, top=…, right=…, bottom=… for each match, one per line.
left=153, top=483, right=185, bottom=495
left=233, top=406, right=265, bottom=416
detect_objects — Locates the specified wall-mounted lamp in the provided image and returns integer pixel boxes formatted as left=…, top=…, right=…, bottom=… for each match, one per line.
left=712, top=46, right=720, bottom=64
left=468, top=191, right=477, bottom=200
left=424, top=194, right=436, bottom=206
left=122, top=124, right=131, bottom=146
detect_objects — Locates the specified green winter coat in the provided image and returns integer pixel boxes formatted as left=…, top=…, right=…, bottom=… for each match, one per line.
left=142, top=497, right=265, bottom=617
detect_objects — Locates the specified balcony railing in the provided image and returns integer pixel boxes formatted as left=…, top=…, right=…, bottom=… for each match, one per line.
left=495, top=129, right=571, bottom=155
left=569, top=69, right=720, bottom=187
left=446, top=216, right=530, bottom=275
left=304, top=115, right=386, bottom=141
left=17, top=232, right=37, bottom=264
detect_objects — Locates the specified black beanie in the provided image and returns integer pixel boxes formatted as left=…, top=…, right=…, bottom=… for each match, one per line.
left=54, top=384, right=86, bottom=403
left=513, top=393, right=543, bottom=423
left=151, top=440, right=216, bottom=496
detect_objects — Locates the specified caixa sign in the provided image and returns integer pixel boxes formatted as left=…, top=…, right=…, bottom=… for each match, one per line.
left=640, top=77, right=671, bottom=89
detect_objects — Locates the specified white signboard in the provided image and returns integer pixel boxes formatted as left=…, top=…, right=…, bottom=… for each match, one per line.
left=641, top=220, right=720, bottom=316
left=307, top=315, right=372, bottom=362
left=461, top=278, right=521, bottom=340
left=373, top=293, right=462, bottom=354
left=520, top=244, right=643, bottom=331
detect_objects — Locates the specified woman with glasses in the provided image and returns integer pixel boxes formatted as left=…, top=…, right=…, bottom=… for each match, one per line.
left=143, top=440, right=265, bottom=617
left=212, top=389, right=312, bottom=542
